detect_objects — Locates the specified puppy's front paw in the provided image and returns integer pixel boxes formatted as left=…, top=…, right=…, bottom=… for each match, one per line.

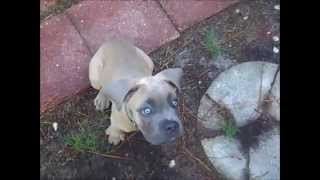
left=105, top=127, right=125, bottom=145
left=94, top=95, right=110, bottom=111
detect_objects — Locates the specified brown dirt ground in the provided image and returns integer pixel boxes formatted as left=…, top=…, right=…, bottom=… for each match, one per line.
left=40, top=0, right=280, bottom=179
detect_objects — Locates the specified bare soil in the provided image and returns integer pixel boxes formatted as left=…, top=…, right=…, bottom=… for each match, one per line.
left=40, top=0, right=280, bottom=179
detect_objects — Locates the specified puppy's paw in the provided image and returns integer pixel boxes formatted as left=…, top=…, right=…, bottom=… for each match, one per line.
left=94, top=95, right=110, bottom=111
left=108, top=134, right=125, bottom=145
left=105, top=127, right=125, bottom=145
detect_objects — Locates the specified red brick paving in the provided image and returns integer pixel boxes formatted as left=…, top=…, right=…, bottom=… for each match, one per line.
left=66, top=0, right=179, bottom=53
left=40, top=0, right=58, bottom=12
left=159, top=0, right=238, bottom=31
left=40, top=14, right=92, bottom=113
left=40, top=0, right=237, bottom=113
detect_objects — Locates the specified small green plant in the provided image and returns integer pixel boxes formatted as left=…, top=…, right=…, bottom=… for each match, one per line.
left=221, top=120, right=238, bottom=139
left=65, top=131, right=98, bottom=151
left=203, top=28, right=221, bottom=58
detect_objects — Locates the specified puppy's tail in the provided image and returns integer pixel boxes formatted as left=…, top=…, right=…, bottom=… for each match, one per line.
left=89, top=67, right=102, bottom=90
left=90, top=80, right=102, bottom=90
left=89, top=49, right=103, bottom=90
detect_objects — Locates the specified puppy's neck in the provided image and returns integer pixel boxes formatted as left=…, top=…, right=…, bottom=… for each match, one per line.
left=123, top=104, right=137, bottom=129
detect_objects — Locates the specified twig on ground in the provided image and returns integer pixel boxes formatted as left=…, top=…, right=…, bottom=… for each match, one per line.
left=197, top=69, right=211, bottom=79
left=178, top=96, right=214, bottom=175
left=220, top=30, right=244, bottom=46
left=183, top=79, right=195, bottom=87
left=183, top=104, right=210, bottom=123
left=158, top=39, right=194, bottom=70
left=40, top=121, right=51, bottom=124
left=40, top=128, right=46, bottom=139
left=77, top=111, right=88, bottom=117
left=182, top=147, right=214, bottom=175
left=177, top=95, right=188, bottom=149
left=109, top=131, right=139, bottom=153
left=183, top=68, right=212, bottom=88
left=83, top=150, right=132, bottom=161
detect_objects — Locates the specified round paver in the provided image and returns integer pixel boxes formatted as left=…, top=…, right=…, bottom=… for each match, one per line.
left=249, top=127, right=280, bottom=179
left=198, top=61, right=280, bottom=180
left=201, top=136, right=247, bottom=180
left=267, top=71, right=280, bottom=121
left=198, top=61, right=279, bottom=130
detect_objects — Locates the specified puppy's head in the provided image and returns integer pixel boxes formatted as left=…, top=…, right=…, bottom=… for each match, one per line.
left=103, top=68, right=184, bottom=145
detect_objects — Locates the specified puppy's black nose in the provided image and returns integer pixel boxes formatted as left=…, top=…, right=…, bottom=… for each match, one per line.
left=161, top=120, right=179, bottom=134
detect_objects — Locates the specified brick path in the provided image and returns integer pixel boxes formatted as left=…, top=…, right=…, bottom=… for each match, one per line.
left=40, top=0, right=238, bottom=113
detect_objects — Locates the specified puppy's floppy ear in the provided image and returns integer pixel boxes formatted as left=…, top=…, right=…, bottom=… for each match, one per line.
left=154, top=68, right=183, bottom=90
left=101, top=79, right=138, bottom=110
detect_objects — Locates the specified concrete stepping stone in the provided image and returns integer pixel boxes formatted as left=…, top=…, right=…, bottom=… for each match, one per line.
left=249, top=127, right=280, bottom=179
left=266, top=71, right=280, bottom=121
left=200, top=128, right=280, bottom=180
left=198, top=61, right=279, bottom=130
left=197, top=95, right=226, bottom=130
left=198, top=61, right=280, bottom=179
left=201, top=136, right=247, bottom=180
left=212, top=55, right=237, bottom=72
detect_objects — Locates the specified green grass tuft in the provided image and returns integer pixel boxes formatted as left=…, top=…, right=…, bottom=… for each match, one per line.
left=221, top=120, right=238, bottom=139
left=65, top=131, right=98, bottom=151
left=40, top=0, right=81, bottom=22
left=203, top=28, right=221, bottom=58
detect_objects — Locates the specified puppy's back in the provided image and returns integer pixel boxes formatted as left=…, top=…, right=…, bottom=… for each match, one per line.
left=89, top=39, right=154, bottom=90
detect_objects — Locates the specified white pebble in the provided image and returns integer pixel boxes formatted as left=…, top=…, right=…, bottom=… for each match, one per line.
left=235, top=9, right=240, bottom=14
left=266, top=31, right=271, bottom=35
left=243, top=16, right=248, bottom=20
left=55, top=64, right=60, bottom=67
left=80, top=19, right=84, bottom=23
left=52, top=122, right=58, bottom=131
left=274, top=5, right=280, bottom=10
left=272, top=36, right=279, bottom=42
left=169, top=160, right=176, bottom=168
left=273, top=46, right=279, bottom=54
left=198, top=80, right=202, bottom=85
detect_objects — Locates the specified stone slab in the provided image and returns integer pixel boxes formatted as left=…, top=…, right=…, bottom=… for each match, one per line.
left=40, top=14, right=92, bottom=113
left=67, top=0, right=180, bottom=54
left=159, top=0, right=238, bottom=31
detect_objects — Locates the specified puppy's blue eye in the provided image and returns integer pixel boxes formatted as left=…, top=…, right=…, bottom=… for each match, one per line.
left=141, top=107, right=152, bottom=115
left=172, top=99, right=178, bottom=107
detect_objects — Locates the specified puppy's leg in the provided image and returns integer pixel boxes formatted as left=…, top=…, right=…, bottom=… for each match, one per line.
left=105, top=124, right=125, bottom=145
left=94, top=90, right=111, bottom=111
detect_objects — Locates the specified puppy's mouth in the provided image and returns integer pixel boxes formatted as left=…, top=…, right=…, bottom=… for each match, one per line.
left=145, top=134, right=179, bottom=145
left=141, top=126, right=184, bottom=145
left=161, top=135, right=180, bottom=144
left=163, top=132, right=183, bottom=144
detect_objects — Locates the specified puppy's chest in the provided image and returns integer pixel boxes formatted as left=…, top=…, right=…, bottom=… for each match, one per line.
left=112, top=109, right=138, bottom=132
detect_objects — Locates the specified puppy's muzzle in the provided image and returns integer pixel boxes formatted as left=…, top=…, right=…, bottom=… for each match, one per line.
left=160, top=119, right=180, bottom=136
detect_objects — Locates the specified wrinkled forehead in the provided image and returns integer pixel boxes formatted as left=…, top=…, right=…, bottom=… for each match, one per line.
left=139, top=77, right=176, bottom=92
left=133, top=78, right=177, bottom=104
